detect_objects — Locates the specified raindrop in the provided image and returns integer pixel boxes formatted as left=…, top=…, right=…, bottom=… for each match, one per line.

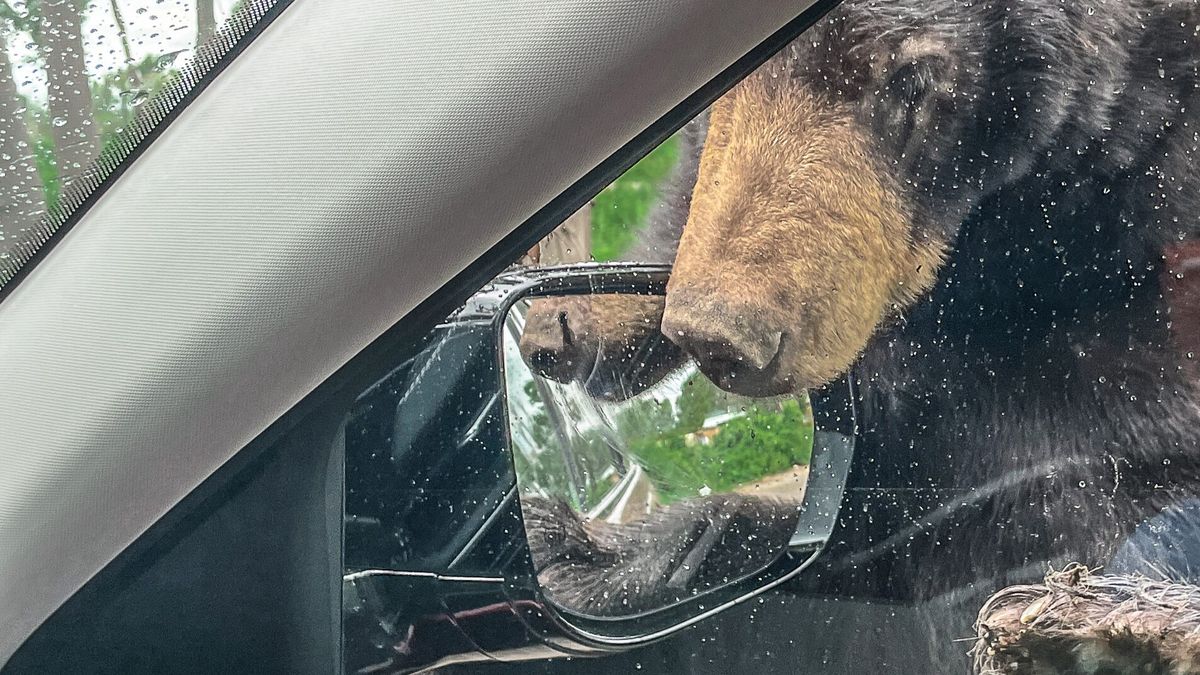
left=156, top=50, right=186, bottom=69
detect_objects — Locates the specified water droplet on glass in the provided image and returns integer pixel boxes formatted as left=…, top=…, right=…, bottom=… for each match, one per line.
left=156, top=49, right=186, bottom=69
left=121, top=90, right=150, bottom=107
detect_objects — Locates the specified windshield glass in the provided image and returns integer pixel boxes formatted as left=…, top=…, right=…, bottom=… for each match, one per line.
left=0, top=0, right=280, bottom=288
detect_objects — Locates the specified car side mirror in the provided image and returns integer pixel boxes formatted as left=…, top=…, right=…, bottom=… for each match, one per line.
left=342, top=264, right=855, bottom=674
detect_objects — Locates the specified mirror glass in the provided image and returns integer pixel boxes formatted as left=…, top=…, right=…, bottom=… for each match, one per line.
left=502, top=292, right=814, bottom=617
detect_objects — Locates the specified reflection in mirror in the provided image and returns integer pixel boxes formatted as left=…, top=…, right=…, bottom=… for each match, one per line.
left=503, top=293, right=813, bottom=617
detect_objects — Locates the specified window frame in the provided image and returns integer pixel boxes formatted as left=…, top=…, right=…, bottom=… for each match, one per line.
left=3, top=0, right=846, bottom=669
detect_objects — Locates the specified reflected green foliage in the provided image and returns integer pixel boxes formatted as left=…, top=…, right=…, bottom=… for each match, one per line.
left=675, top=372, right=718, bottom=431
left=523, top=380, right=554, bottom=448
left=590, top=135, right=679, bottom=261
left=513, top=379, right=623, bottom=512
left=512, top=381, right=577, bottom=504
left=630, top=398, right=814, bottom=504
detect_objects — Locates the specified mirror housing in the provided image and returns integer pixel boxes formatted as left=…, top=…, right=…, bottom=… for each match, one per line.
left=342, top=263, right=856, bottom=674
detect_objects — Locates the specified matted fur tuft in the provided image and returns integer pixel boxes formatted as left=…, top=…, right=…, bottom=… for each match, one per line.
left=973, top=564, right=1200, bottom=675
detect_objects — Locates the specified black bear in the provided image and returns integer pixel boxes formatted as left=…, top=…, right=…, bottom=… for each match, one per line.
left=517, top=0, right=1200, bottom=671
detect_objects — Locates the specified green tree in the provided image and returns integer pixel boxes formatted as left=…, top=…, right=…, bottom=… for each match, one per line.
left=32, top=0, right=97, bottom=189
left=0, top=20, right=46, bottom=242
left=675, top=371, right=717, bottom=430
left=90, top=54, right=177, bottom=150
left=629, top=398, right=814, bottom=504
left=1, top=0, right=188, bottom=220
left=590, top=135, right=679, bottom=261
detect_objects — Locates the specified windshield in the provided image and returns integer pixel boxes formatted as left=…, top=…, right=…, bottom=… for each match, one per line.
left=0, top=0, right=281, bottom=288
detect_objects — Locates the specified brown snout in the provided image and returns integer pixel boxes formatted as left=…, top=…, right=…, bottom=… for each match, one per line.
left=518, top=294, right=684, bottom=400
left=661, top=290, right=787, bottom=396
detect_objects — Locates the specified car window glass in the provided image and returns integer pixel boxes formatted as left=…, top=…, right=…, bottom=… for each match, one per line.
left=0, top=0, right=281, bottom=288
left=514, top=116, right=699, bottom=269
left=468, top=0, right=1200, bottom=672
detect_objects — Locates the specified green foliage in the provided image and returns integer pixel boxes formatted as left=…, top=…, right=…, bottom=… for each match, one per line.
left=89, top=54, right=178, bottom=148
left=30, top=131, right=59, bottom=209
left=590, top=135, right=679, bottom=261
left=20, top=55, right=179, bottom=210
left=675, top=372, right=718, bottom=431
left=522, top=380, right=554, bottom=448
left=19, top=103, right=62, bottom=210
left=629, top=398, right=814, bottom=504
left=608, top=394, right=676, bottom=442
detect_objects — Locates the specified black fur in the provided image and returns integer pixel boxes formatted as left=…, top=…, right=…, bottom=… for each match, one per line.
left=523, top=494, right=798, bottom=616
left=616, top=0, right=1200, bottom=668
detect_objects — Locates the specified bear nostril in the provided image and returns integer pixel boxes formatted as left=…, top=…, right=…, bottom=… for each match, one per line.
left=661, top=297, right=784, bottom=380
left=557, top=311, right=574, bottom=348
left=693, top=340, right=743, bottom=372
left=669, top=328, right=782, bottom=373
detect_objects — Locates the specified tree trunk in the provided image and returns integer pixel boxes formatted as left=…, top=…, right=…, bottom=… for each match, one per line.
left=38, top=0, right=96, bottom=190
left=0, top=27, right=47, bottom=246
left=520, top=202, right=594, bottom=266
left=196, top=0, right=215, bottom=45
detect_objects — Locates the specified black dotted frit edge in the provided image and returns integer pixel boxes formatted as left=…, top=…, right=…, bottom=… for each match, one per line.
left=0, top=0, right=293, bottom=295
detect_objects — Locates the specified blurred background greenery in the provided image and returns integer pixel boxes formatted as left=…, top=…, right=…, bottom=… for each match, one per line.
left=589, top=135, right=678, bottom=261
left=1, top=0, right=226, bottom=252
left=630, top=392, right=812, bottom=505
